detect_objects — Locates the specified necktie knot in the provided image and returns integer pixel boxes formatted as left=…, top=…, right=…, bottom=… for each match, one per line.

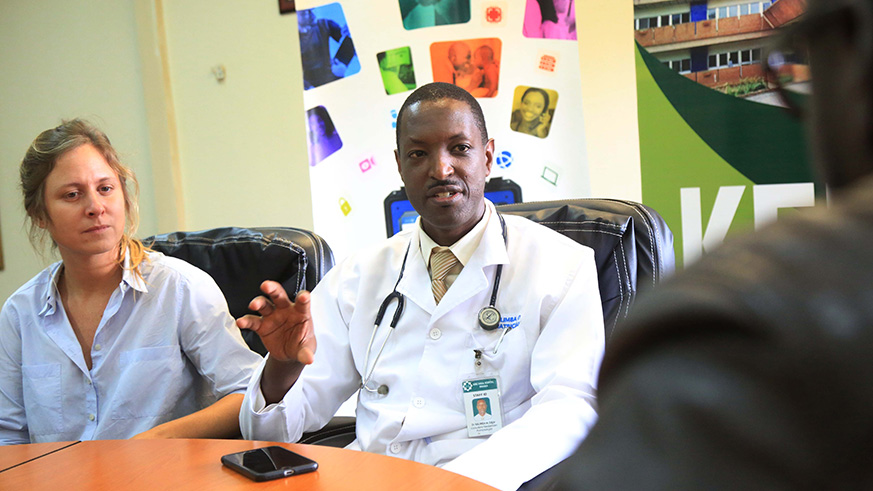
left=431, top=247, right=458, bottom=304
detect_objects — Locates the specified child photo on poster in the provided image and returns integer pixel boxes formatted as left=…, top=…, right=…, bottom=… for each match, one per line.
left=430, top=38, right=501, bottom=97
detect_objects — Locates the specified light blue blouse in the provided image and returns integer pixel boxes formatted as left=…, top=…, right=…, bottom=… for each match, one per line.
left=0, top=251, right=262, bottom=444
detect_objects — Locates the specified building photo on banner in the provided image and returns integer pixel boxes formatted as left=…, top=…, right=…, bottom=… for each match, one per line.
left=295, top=0, right=589, bottom=260
left=632, top=0, right=814, bottom=267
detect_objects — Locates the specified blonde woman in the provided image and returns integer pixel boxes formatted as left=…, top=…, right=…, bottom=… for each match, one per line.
left=0, top=119, right=262, bottom=445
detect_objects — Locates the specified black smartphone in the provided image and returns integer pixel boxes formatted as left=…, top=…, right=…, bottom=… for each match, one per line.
left=221, top=446, right=318, bottom=482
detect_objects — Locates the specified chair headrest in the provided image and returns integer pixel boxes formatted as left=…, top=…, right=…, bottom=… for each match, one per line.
left=144, top=227, right=336, bottom=355
left=498, top=199, right=675, bottom=342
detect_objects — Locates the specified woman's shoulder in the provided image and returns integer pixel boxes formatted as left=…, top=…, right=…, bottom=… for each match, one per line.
left=2, top=262, right=60, bottom=321
left=140, top=251, right=216, bottom=288
left=5, top=262, right=60, bottom=303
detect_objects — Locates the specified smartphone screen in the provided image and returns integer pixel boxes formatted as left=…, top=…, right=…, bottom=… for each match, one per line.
left=222, top=446, right=318, bottom=481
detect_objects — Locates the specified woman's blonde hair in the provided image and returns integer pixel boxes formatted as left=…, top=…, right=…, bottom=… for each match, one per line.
left=20, top=118, right=149, bottom=274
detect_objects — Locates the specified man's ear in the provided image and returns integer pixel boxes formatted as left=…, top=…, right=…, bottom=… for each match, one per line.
left=395, top=149, right=402, bottom=175
left=484, top=138, right=495, bottom=176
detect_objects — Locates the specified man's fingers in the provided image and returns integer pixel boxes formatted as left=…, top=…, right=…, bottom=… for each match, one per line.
left=293, top=290, right=312, bottom=315
left=236, top=314, right=262, bottom=332
left=297, top=346, right=315, bottom=365
left=247, top=295, right=275, bottom=317
left=261, top=280, right=293, bottom=310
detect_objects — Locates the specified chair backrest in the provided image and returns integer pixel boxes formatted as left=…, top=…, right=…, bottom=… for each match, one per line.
left=143, top=227, right=335, bottom=355
left=497, top=198, right=675, bottom=344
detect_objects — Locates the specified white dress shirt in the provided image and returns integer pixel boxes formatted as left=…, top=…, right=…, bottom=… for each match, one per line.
left=0, top=251, right=263, bottom=444
left=419, top=203, right=491, bottom=290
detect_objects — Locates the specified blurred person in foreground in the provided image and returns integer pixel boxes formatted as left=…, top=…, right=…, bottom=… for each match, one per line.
left=556, top=0, right=873, bottom=489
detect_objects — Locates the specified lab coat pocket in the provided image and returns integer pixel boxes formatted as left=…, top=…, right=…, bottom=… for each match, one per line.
left=111, top=345, right=185, bottom=420
left=22, top=363, right=63, bottom=436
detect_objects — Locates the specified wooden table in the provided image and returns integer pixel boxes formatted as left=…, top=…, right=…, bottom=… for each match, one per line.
left=0, top=441, right=78, bottom=472
left=0, top=439, right=498, bottom=490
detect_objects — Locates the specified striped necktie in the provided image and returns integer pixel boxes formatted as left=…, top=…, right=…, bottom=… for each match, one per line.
left=430, top=247, right=458, bottom=304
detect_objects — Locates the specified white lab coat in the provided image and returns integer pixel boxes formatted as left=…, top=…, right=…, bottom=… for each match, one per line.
left=241, top=201, right=604, bottom=490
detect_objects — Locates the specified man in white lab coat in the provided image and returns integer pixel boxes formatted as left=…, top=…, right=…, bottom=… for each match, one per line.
left=237, top=82, right=604, bottom=490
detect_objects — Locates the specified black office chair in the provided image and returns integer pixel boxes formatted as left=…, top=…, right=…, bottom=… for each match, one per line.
left=143, top=226, right=335, bottom=355
left=144, top=226, right=352, bottom=444
left=497, top=198, right=675, bottom=490
left=498, top=198, right=675, bottom=345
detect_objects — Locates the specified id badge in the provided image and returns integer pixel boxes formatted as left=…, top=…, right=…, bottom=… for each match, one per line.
left=462, top=377, right=503, bottom=437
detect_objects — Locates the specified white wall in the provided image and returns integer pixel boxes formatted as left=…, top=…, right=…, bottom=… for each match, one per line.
left=0, top=0, right=156, bottom=303
left=160, top=0, right=313, bottom=231
left=581, top=0, right=642, bottom=201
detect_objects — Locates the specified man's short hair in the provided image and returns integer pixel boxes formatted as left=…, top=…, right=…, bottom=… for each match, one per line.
left=395, top=82, right=489, bottom=148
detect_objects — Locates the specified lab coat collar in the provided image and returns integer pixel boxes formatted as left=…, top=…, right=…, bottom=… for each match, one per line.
left=396, top=231, right=437, bottom=314
left=396, top=200, right=510, bottom=317
left=475, top=200, right=511, bottom=268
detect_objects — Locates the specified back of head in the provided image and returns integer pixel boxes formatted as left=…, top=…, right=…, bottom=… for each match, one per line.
left=805, top=0, right=873, bottom=190
left=395, top=82, right=488, bottom=147
left=20, top=118, right=143, bottom=261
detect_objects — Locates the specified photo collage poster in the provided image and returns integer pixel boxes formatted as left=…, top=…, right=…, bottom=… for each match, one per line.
left=297, top=0, right=588, bottom=259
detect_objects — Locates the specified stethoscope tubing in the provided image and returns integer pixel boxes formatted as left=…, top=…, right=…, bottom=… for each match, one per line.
left=362, top=213, right=507, bottom=394
left=362, top=244, right=410, bottom=394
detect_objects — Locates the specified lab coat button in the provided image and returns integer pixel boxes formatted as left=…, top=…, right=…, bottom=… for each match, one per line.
left=413, top=397, right=425, bottom=408
left=88, top=413, right=95, bottom=421
left=390, top=442, right=402, bottom=454
left=94, top=344, right=102, bottom=351
left=429, top=328, right=441, bottom=340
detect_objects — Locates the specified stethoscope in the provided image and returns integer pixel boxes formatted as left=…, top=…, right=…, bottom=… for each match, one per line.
left=361, top=213, right=508, bottom=396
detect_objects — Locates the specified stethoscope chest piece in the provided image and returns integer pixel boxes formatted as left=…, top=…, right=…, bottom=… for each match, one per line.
left=478, top=305, right=501, bottom=331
